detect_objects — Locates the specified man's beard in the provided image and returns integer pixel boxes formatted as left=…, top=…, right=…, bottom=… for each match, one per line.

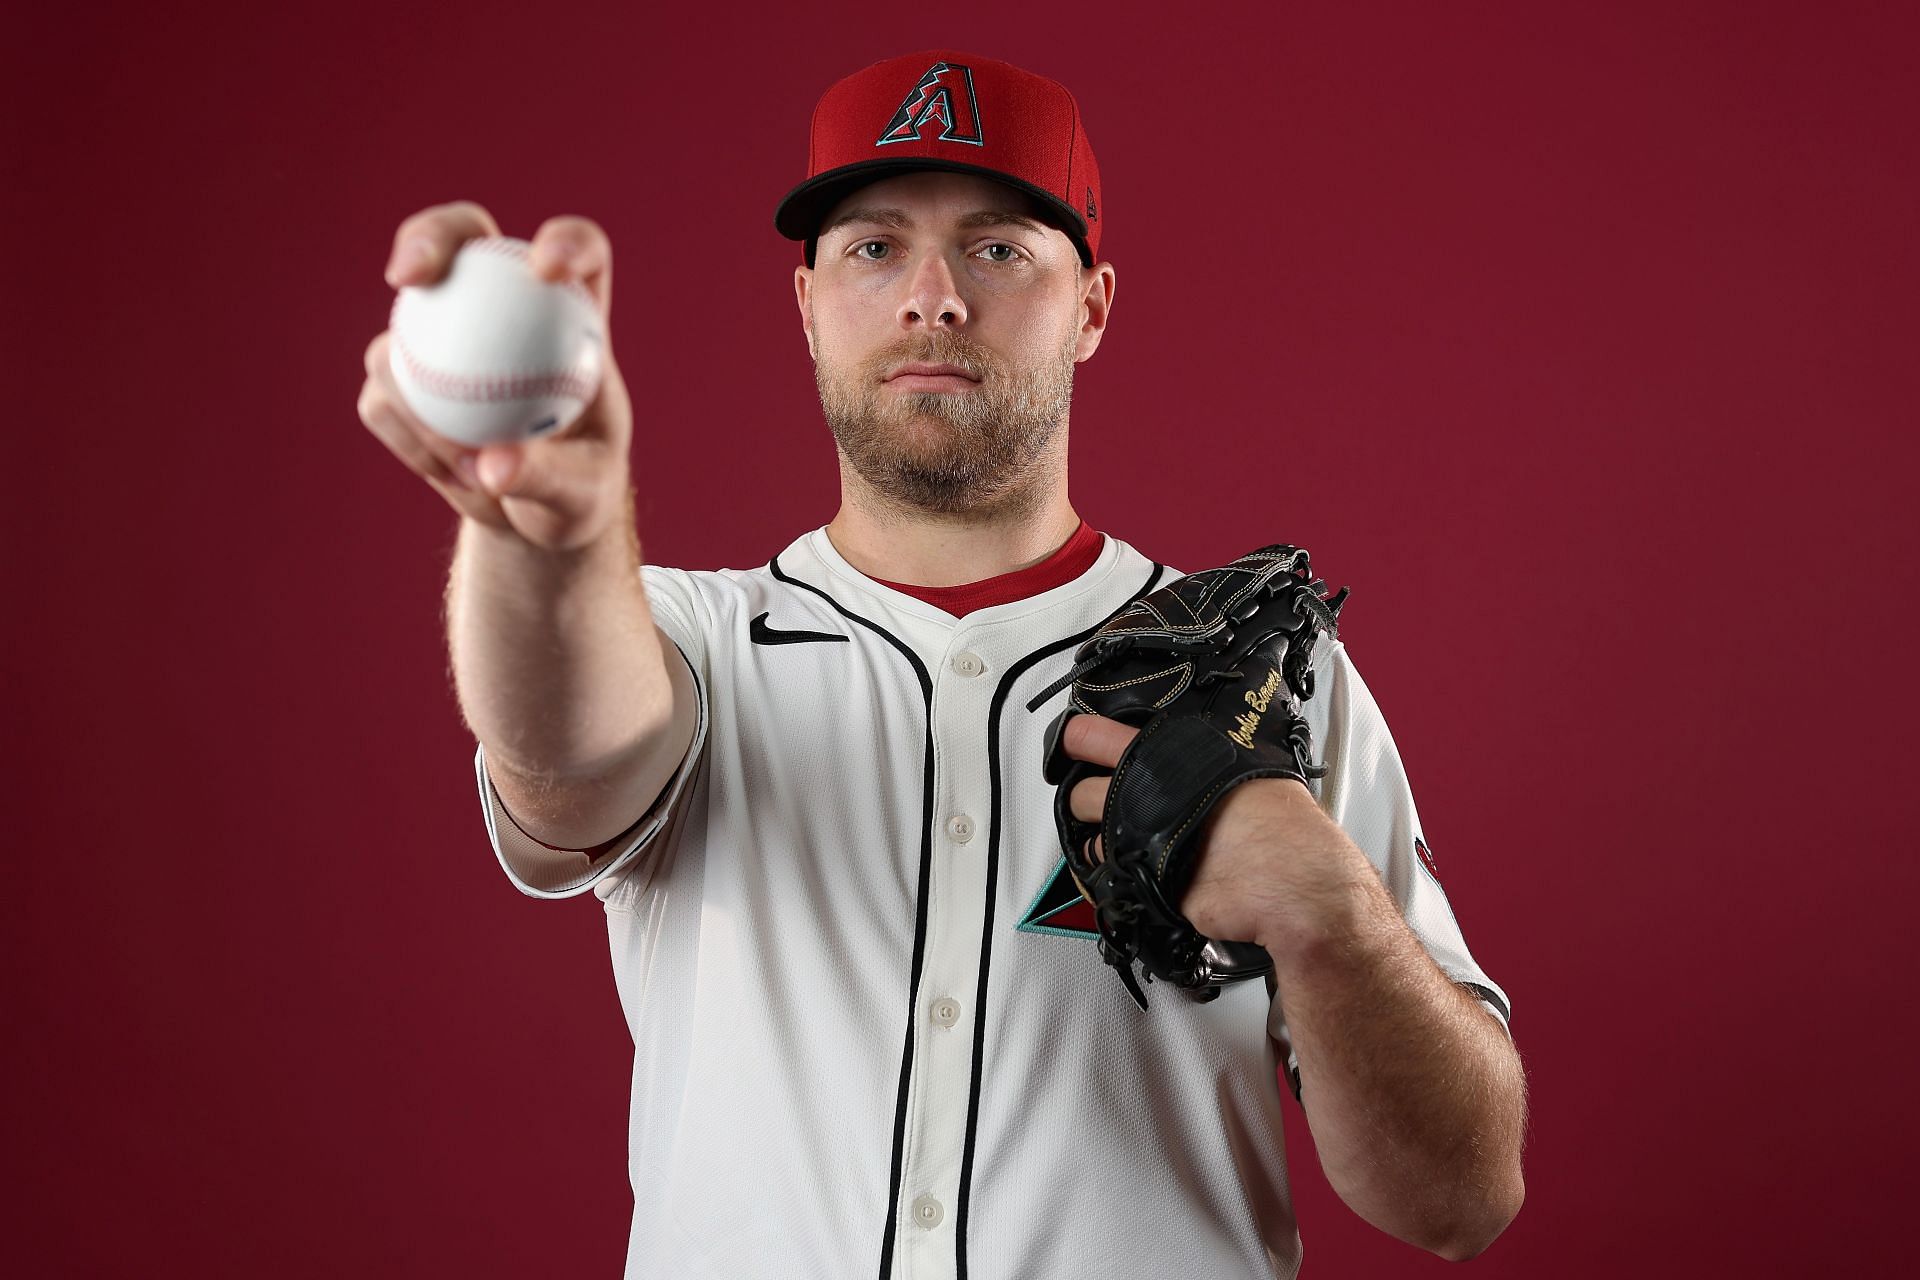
left=812, top=326, right=1077, bottom=517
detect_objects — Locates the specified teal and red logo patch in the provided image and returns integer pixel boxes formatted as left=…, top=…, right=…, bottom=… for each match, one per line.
left=877, top=61, right=984, bottom=148
left=1016, top=858, right=1098, bottom=938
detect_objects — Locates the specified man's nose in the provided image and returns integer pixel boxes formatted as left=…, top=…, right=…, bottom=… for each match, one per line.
left=897, top=250, right=968, bottom=329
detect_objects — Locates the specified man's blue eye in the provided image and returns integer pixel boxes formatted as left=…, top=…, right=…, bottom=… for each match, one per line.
left=857, top=242, right=888, bottom=259
left=983, top=245, right=1014, bottom=262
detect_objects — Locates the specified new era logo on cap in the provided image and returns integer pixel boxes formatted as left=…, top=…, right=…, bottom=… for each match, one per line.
left=773, top=49, right=1104, bottom=268
left=877, top=61, right=984, bottom=148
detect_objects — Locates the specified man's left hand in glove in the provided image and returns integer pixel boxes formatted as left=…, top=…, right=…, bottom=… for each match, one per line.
left=1051, top=712, right=1387, bottom=989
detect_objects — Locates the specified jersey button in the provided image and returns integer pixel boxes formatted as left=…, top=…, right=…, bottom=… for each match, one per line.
left=945, top=815, right=975, bottom=843
left=950, top=651, right=985, bottom=678
left=911, top=1194, right=944, bottom=1229
left=930, top=997, right=961, bottom=1027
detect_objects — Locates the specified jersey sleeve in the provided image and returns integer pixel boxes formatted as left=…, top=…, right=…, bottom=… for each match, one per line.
left=1266, top=637, right=1512, bottom=1101
left=473, top=563, right=712, bottom=900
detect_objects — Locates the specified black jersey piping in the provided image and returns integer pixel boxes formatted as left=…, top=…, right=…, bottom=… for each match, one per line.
left=767, top=555, right=936, bottom=1280
left=953, top=562, right=1170, bottom=1278
left=1458, top=980, right=1512, bottom=1024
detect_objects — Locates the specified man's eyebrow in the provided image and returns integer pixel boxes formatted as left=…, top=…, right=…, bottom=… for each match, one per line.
left=955, top=210, right=1050, bottom=235
left=818, top=207, right=1052, bottom=240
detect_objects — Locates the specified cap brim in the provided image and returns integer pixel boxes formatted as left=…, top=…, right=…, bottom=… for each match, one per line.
left=774, top=158, right=1092, bottom=267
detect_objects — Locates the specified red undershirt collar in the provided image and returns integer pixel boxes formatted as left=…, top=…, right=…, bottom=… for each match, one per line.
left=871, top=520, right=1105, bottom=618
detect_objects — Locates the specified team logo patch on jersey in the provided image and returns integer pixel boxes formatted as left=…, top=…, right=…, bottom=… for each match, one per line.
left=1415, top=835, right=1440, bottom=881
left=876, top=61, right=984, bottom=148
left=1016, top=858, right=1099, bottom=938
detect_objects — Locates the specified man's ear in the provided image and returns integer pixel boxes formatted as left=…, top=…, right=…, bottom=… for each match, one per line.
left=794, top=264, right=816, bottom=361
left=1074, top=261, right=1116, bottom=362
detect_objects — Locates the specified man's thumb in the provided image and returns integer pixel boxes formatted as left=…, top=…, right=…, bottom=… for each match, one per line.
left=475, top=445, right=521, bottom=496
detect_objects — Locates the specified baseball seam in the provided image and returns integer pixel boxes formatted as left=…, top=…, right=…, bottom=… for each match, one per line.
left=388, top=321, right=599, bottom=404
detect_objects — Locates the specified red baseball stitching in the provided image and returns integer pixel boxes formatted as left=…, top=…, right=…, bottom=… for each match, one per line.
left=390, top=327, right=598, bottom=403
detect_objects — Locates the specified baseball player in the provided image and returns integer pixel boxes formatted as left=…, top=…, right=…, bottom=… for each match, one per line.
left=359, top=50, right=1526, bottom=1279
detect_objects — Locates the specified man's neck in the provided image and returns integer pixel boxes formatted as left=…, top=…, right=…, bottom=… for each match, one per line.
left=825, top=483, right=1082, bottom=588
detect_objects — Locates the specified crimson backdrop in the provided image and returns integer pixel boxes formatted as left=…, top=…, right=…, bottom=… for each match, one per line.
left=5, top=2, right=1914, bottom=1275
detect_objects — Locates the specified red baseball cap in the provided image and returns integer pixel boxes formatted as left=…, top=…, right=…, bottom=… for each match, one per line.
left=774, top=50, right=1103, bottom=269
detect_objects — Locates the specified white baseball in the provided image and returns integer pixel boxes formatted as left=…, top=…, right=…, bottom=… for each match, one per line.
left=388, top=236, right=604, bottom=447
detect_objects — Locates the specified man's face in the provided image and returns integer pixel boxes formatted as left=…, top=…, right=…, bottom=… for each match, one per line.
left=795, top=170, right=1106, bottom=517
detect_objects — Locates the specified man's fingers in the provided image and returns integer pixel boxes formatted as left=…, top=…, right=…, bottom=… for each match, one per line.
left=358, top=373, right=477, bottom=494
left=1062, top=713, right=1138, bottom=769
left=385, top=199, right=504, bottom=288
left=528, top=214, right=615, bottom=316
left=1061, top=715, right=1132, bottom=819
left=1069, top=775, right=1110, bottom=824
left=360, top=332, right=482, bottom=477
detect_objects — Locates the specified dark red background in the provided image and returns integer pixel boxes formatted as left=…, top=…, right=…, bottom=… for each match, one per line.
left=5, top=2, right=1914, bottom=1274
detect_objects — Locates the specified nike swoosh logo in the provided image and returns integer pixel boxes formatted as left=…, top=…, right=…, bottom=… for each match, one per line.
left=748, top=612, right=850, bottom=646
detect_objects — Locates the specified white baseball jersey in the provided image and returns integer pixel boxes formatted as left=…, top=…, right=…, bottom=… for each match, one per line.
left=474, top=525, right=1511, bottom=1280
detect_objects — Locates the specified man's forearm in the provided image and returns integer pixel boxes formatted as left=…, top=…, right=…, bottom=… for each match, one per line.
left=445, top=486, right=672, bottom=785
left=1257, top=795, right=1527, bottom=1260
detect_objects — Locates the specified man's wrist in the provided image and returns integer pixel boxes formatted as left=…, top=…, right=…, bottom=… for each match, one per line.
left=1259, top=874, right=1392, bottom=972
left=1240, top=786, right=1391, bottom=966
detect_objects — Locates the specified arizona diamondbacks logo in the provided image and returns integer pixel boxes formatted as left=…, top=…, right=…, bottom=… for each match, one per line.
left=876, top=61, right=984, bottom=148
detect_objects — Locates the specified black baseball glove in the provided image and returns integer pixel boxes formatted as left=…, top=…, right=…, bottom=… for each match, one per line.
left=1027, top=545, right=1348, bottom=1010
